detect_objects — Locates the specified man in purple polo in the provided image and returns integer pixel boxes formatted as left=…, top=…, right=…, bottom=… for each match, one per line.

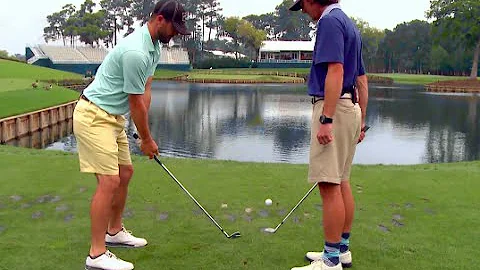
left=289, top=0, right=369, bottom=269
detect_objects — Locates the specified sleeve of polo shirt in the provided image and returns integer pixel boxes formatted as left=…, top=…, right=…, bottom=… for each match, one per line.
left=122, top=50, right=149, bottom=94
left=358, top=40, right=366, bottom=76
left=149, top=59, right=158, bottom=77
left=314, top=17, right=344, bottom=65
left=358, top=54, right=366, bottom=76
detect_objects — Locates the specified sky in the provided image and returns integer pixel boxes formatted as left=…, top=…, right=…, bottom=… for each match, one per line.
left=0, top=0, right=431, bottom=55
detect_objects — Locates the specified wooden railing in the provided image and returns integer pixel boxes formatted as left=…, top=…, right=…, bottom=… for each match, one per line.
left=0, top=101, right=77, bottom=143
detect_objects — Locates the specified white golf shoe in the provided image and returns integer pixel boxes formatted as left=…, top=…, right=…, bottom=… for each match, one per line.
left=105, top=226, right=148, bottom=248
left=85, top=250, right=134, bottom=270
left=305, top=251, right=352, bottom=268
left=291, top=259, right=343, bottom=270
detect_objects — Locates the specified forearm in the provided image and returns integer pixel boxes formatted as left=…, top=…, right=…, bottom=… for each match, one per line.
left=144, top=88, right=151, bottom=110
left=144, top=77, right=152, bottom=110
left=323, top=64, right=344, bottom=118
left=129, top=95, right=152, bottom=142
left=356, top=75, right=368, bottom=123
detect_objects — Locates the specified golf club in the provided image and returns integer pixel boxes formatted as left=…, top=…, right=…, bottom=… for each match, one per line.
left=263, top=183, right=318, bottom=234
left=133, top=133, right=241, bottom=239
left=264, top=125, right=371, bottom=234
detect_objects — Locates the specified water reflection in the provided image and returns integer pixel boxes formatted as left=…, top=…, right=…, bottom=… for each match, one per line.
left=13, top=81, right=480, bottom=165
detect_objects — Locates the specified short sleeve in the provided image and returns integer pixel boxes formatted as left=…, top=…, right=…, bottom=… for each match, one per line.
left=359, top=54, right=366, bottom=76
left=314, top=17, right=344, bottom=65
left=358, top=39, right=366, bottom=75
left=149, top=63, right=157, bottom=77
left=122, top=51, right=149, bottom=94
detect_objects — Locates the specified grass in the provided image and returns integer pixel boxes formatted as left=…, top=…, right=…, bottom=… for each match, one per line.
left=0, top=59, right=82, bottom=81
left=370, top=73, right=478, bottom=85
left=0, top=60, right=81, bottom=119
left=0, top=145, right=478, bottom=269
left=0, top=79, right=36, bottom=93
left=188, top=73, right=301, bottom=82
left=191, top=68, right=310, bottom=74
left=153, top=69, right=188, bottom=79
left=154, top=66, right=478, bottom=85
left=0, top=86, right=79, bottom=118
left=153, top=69, right=305, bottom=82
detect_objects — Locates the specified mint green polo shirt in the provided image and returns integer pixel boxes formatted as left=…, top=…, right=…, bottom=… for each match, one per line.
left=83, top=24, right=161, bottom=115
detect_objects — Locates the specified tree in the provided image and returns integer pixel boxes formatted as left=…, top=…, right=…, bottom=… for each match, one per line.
left=430, top=45, right=450, bottom=75
left=0, top=50, right=9, bottom=58
left=100, top=0, right=133, bottom=46
left=130, top=0, right=155, bottom=26
left=44, top=4, right=76, bottom=46
left=427, top=0, right=480, bottom=79
left=204, top=0, right=222, bottom=42
left=274, top=0, right=313, bottom=40
left=74, top=0, right=109, bottom=47
left=351, top=17, right=385, bottom=72
left=379, top=20, right=432, bottom=74
left=238, top=21, right=267, bottom=60
left=243, top=13, right=276, bottom=39
left=223, top=17, right=243, bottom=59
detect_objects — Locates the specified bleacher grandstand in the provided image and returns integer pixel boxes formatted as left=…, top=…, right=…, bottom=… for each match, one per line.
left=26, top=45, right=191, bottom=76
left=257, top=40, right=315, bottom=68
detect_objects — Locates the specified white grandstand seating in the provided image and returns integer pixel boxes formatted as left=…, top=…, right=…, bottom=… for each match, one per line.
left=76, top=47, right=109, bottom=63
left=39, top=45, right=89, bottom=63
left=160, top=47, right=189, bottom=64
left=29, top=45, right=190, bottom=66
left=30, top=47, right=46, bottom=58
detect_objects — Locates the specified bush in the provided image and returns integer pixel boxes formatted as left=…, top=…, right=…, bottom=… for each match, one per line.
left=194, top=57, right=257, bottom=69
left=0, top=56, right=25, bottom=63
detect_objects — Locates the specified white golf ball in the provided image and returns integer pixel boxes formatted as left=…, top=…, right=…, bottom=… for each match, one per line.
left=265, top=198, right=272, bottom=206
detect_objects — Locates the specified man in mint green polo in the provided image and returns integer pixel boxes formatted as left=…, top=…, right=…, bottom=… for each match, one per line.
left=72, top=1, right=190, bottom=269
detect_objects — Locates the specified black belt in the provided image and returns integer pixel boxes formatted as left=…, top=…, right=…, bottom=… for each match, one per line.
left=311, top=86, right=357, bottom=105
left=80, top=94, right=91, bottom=102
left=311, top=94, right=353, bottom=105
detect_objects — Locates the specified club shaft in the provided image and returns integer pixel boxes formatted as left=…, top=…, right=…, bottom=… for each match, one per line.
left=153, top=156, right=230, bottom=237
left=274, top=183, right=318, bottom=231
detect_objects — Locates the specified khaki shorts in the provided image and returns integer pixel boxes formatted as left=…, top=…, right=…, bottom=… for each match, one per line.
left=73, top=99, right=132, bottom=175
left=308, top=99, right=361, bottom=184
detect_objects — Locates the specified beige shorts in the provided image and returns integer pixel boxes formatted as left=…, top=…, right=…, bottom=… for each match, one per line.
left=73, top=99, right=132, bottom=175
left=308, top=99, right=361, bottom=184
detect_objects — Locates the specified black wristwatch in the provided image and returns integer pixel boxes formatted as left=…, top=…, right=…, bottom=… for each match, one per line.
left=319, top=115, right=333, bottom=124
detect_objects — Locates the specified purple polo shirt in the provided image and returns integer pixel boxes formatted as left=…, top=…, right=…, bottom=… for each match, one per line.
left=308, top=9, right=365, bottom=97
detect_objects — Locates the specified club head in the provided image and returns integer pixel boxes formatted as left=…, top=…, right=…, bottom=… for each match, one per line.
left=228, top=231, right=241, bottom=238
left=263, top=227, right=276, bottom=234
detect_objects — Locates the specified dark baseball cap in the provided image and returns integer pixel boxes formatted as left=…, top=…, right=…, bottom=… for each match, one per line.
left=152, top=0, right=191, bottom=35
left=289, top=0, right=302, bottom=11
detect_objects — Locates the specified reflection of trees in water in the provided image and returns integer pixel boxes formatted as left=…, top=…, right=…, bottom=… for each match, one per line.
left=16, top=83, right=478, bottom=164
left=135, top=83, right=310, bottom=160
left=272, top=123, right=310, bottom=162
left=368, top=88, right=480, bottom=162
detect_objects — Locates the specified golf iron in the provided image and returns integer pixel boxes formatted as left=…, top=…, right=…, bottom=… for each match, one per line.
left=133, top=134, right=241, bottom=239
left=263, top=183, right=318, bottom=234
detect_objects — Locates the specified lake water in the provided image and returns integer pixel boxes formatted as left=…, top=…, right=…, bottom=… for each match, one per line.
left=9, top=81, right=480, bottom=165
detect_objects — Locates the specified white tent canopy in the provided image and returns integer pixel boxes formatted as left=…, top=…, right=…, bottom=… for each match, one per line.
left=259, top=40, right=315, bottom=53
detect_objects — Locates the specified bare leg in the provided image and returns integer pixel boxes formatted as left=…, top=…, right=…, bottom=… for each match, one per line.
left=90, top=174, right=121, bottom=257
left=108, top=165, right=134, bottom=234
left=318, top=183, right=345, bottom=243
left=340, top=181, right=355, bottom=233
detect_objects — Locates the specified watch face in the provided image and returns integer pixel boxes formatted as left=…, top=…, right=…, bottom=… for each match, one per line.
left=320, top=115, right=332, bottom=124
left=320, top=115, right=326, bottom=123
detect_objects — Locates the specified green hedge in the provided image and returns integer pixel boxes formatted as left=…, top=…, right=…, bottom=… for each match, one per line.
left=194, top=58, right=258, bottom=69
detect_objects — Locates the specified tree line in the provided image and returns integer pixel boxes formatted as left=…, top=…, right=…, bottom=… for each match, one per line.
left=42, top=0, right=478, bottom=78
